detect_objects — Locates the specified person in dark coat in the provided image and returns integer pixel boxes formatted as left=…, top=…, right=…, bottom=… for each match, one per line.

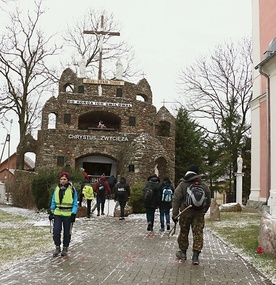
left=108, top=175, right=117, bottom=197
left=143, top=174, right=161, bottom=231
left=172, top=165, right=211, bottom=265
left=159, top=176, right=174, bottom=231
left=94, top=176, right=111, bottom=216
left=114, top=177, right=130, bottom=220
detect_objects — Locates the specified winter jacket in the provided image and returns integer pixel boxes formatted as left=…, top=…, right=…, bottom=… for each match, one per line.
left=94, top=176, right=111, bottom=196
left=114, top=177, right=130, bottom=202
left=172, top=172, right=211, bottom=217
left=143, top=175, right=161, bottom=208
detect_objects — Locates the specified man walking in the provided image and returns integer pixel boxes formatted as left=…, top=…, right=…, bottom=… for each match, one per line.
left=172, top=165, right=211, bottom=265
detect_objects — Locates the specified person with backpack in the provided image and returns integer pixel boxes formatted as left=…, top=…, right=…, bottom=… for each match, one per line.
left=143, top=174, right=161, bottom=231
left=114, top=177, right=130, bottom=220
left=94, top=176, right=111, bottom=216
left=108, top=174, right=117, bottom=197
left=172, top=165, right=211, bottom=265
left=82, top=180, right=94, bottom=218
left=48, top=172, right=78, bottom=257
left=159, top=177, right=174, bottom=232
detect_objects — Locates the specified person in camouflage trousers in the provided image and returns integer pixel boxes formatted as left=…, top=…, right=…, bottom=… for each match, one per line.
left=172, top=165, right=211, bottom=265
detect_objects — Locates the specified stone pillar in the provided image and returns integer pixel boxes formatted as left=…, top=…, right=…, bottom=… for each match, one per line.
left=235, top=172, right=244, bottom=205
left=235, top=154, right=244, bottom=205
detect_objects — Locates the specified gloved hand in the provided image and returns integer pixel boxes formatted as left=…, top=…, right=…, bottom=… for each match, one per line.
left=70, top=213, right=76, bottom=223
left=49, top=212, right=54, bottom=221
left=172, top=216, right=178, bottom=224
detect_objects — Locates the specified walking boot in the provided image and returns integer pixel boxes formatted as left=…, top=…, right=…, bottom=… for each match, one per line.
left=61, top=247, right=68, bottom=257
left=166, top=223, right=170, bottom=231
left=147, top=222, right=152, bottom=231
left=176, top=250, right=187, bottom=260
left=192, top=250, right=200, bottom=265
left=53, top=246, right=60, bottom=257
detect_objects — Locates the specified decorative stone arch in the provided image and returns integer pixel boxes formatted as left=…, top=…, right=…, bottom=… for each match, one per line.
left=63, top=82, right=75, bottom=93
left=155, top=156, right=168, bottom=180
left=136, top=93, right=149, bottom=103
left=76, top=153, right=118, bottom=183
left=78, top=111, right=121, bottom=130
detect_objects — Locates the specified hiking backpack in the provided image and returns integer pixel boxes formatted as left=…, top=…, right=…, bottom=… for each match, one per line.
left=161, top=186, right=173, bottom=202
left=143, top=187, right=153, bottom=204
left=185, top=182, right=206, bottom=209
left=116, top=185, right=127, bottom=198
left=98, top=181, right=106, bottom=192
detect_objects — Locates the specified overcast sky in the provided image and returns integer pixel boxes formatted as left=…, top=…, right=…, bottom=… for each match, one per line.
left=0, top=0, right=252, bottom=161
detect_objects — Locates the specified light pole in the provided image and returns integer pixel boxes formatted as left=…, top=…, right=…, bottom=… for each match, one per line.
left=1, top=119, right=13, bottom=202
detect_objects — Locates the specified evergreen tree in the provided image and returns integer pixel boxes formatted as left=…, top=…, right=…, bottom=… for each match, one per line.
left=175, top=107, right=207, bottom=183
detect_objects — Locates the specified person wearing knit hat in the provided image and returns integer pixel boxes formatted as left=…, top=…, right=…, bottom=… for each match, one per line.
left=49, top=171, right=78, bottom=257
left=172, top=164, right=211, bottom=265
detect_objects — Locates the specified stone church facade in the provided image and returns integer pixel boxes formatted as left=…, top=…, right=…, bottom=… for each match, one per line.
left=34, top=68, right=175, bottom=185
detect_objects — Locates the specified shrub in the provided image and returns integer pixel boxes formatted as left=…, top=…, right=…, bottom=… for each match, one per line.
left=32, top=167, right=84, bottom=210
left=129, top=183, right=145, bottom=213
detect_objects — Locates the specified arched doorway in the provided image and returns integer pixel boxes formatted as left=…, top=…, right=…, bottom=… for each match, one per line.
left=76, top=155, right=117, bottom=183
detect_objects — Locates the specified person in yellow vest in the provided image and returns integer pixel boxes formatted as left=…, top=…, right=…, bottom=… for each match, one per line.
left=82, top=180, right=94, bottom=218
left=49, top=172, right=78, bottom=257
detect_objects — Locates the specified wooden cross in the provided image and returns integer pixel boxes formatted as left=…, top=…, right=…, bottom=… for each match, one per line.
left=84, top=15, right=120, bottom=80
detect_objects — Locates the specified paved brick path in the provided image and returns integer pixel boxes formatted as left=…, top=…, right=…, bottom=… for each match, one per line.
left=0, top=206, right=273, bottom=285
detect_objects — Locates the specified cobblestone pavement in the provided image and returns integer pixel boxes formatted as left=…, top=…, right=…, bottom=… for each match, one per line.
left=0, top=205, right=273, bottom=285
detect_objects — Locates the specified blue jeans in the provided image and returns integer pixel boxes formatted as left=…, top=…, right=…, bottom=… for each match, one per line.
left=96, top=194, right=106, bottom=213
left=146, top=207, right=156, bottom=226
left=159, top=207, right=170, bottom=229
left=53, top=215, right=72, bottom=247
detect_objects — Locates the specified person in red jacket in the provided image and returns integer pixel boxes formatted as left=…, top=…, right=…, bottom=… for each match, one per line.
left=94, top=176, right=111, bottom=216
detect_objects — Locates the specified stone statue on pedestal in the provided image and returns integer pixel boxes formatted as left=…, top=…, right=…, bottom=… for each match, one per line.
left=237, top=154, right=243, bottom=173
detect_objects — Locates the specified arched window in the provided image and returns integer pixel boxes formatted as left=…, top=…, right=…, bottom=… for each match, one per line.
left=48, top=113, right=57, bottom=129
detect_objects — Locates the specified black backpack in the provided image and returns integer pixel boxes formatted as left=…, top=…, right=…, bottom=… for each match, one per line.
left=98, top=181, right=106, bottom=192
left=116, top=184, right=127, bottom=198
left=185, top=182, right=206, bottom=209
left=143, top=187, right=153, bottom=204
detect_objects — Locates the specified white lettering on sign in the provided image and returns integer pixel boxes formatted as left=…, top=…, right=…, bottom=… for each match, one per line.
left=67, top=100, right=132, bottom=108
left=68, top=134, right=97, bottom=140
left=83, top=79, right=124, bottom=86
left=68, top=134, right=128, bottom=142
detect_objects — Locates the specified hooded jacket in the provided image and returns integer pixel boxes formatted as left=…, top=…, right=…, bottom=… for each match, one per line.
left=143, top=175, right=161, bottom=208
left=172, top=171, right=211, bottom=217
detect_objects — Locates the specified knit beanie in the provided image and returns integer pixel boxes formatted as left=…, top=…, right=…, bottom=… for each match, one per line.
left=187, top=165, right=199, bottom=174
left=60, top=171, right=70, bottom=180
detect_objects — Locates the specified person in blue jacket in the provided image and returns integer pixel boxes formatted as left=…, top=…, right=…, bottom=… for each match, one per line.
left=49, top=171, right=78, bottom=257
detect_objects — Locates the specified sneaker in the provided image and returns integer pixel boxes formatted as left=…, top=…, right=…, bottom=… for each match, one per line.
left=101, top=212, right=105, bottom=215
left=166, top=224, right=170, bottom=231
left=176, top=250, right=187, bottom=260
left=159, top=228, right=165, bottom=232
left=97, top=213, right=100, bottom=216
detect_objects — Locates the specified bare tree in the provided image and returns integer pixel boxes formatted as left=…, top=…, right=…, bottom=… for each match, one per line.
left=177, top=39, right=252, bottom=192
left=63, top=9, right=140, bottom=80
left=0, top=0, right=60, bottom=169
